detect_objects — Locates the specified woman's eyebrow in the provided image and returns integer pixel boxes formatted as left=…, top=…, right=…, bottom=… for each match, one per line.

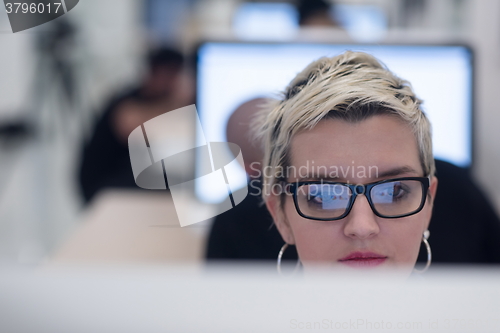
left=376, top=166, right=419, bottom=178
left=295, top=166, right=419, bottom=182
left=296, top=174, right=340, bottom=182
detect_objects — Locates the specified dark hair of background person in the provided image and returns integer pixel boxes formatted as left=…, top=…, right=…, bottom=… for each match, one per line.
left=148, top=48, right=184, bottom=72
left=297, top=0, right=338, bottom=27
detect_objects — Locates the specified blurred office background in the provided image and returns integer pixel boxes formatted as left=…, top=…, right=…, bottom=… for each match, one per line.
left=0, top=0, right=499, bottom=265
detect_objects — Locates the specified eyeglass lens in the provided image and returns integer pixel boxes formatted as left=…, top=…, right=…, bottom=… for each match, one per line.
left=296, top=180, right=424, bottom=219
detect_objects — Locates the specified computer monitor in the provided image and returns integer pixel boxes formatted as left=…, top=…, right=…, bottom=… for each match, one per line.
left=196, top=42, right=473, bottom=204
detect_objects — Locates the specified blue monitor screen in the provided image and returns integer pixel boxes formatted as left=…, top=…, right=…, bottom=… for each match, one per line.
left=196, top=42, right=473, bottom=203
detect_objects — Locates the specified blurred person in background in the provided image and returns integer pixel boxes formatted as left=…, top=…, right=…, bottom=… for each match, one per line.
left=225, top=98, right=266, bottom=179
left=297, top=0, right=339, bottom=27
left=78, top=47, right=192, bottom=203
left=206, top=98, right=288, bottom=260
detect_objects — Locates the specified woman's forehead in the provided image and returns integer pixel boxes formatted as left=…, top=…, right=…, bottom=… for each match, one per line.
left=288, top=115, right=423, bottom=181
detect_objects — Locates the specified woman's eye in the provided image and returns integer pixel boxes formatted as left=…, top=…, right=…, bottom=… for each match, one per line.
left=393, top=184, right=412, bottom=200
left=392, top=185, right=404, bottom=198
left=373, top=183, right=410, bottom=202
left=391, top=185, right=408, bottom=199
left=309, top=194, right=324, bottom=204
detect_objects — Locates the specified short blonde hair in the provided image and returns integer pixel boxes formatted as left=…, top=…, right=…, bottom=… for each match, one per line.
left=253, top=51, right=435, bottom=202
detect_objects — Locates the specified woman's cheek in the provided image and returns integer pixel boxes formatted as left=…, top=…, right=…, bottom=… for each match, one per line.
left=389, top=217, right=426, bottom=265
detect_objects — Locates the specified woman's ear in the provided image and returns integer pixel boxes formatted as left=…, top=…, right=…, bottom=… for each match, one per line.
left=265, top=194, right=296, bottom=245
left=423, top=176, right=438, bottom=231
left=429, top=176, right=438, bottom=205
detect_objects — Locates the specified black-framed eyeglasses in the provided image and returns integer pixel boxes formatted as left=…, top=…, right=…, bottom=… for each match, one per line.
left=285, top=177, right=430, bottom=221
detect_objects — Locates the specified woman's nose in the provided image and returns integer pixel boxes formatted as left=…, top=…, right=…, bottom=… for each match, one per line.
left=343, top=194, right=380, bottom=239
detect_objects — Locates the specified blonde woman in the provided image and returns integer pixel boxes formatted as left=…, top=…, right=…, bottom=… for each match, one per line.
left=253, top=51, right=438, bottom=276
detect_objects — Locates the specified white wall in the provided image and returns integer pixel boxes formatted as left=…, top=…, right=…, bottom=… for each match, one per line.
left=0, top=0, right=147, bottom=263
left=467, top=0, right=500, bottom=210
left=0, top=9, right=34, bottom=120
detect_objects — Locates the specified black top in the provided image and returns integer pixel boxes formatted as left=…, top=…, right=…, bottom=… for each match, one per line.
left=206, top=160, right=500, bottom=264
left=78, top=88, right=150, bottom=203
left=206, top=183, right=284, bottom=260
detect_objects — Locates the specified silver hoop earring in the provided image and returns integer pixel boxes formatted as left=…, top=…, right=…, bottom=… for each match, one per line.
left=277, top=243, right=301, bottom=276
left=414, top=230, right=431, bottom=274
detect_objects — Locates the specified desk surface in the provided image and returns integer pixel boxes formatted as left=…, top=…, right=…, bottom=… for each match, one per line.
left=49, top=190, right=211, bottom=264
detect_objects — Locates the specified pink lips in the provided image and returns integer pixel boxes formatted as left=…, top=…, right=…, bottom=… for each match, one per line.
left=338, top=251, right=388, bottom=268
